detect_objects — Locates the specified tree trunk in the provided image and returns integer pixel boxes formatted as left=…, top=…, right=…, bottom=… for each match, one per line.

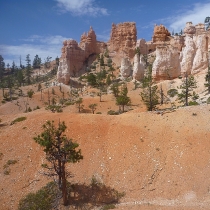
left=61, top=163, right=68, bottom=206
left=185, top=75, right=188, bottom=106
left=149, top=86, right=152, bottom=111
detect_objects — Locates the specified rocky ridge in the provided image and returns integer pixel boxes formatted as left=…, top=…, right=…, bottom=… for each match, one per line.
left=57, top=21, right=210, bottom=84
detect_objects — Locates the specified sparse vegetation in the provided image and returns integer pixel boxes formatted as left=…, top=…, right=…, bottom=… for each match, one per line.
left=178, top=74, right=197, bottom=106
left=167, top=88, right=178, bottom=98
left=89, top=103, right=97, bottom=114
left=27, top=89, right=34, bottom=98
left=116, top=86, right=131, bottom=113
left=18, top=181, right=59, bottom=210
left=107, top=110, right=119, bottom=115
left=75, top=97, right=84, bottom=113
left=45, top=105, right=63, bottom=113
left=33, top=121, right=83, bottom=206
left=11, top=116, right=27, bottom=125
left=188, top=101, right=199, bottom=106
left=140, top=64, right=159, bottom=111
left=3, top=159, right=18, bottom=175
left=0, top=152, right=3, bottom=160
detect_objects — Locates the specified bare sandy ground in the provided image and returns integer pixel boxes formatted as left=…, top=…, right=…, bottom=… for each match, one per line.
left=1, top=72, right=210, bottom=209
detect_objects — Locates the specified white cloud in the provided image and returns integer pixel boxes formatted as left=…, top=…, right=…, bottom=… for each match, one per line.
left=55, top=0, right=108, bottom=16
left=169, top=2, right=210, bottom=32
left=22, top=35, right=72, bottom=45
left=0, top=35, right=72, bottom=66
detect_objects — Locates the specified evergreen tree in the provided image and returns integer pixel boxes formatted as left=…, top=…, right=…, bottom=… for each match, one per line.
left=111, top=83, right=120, bottom=97
left=16, top=70, right=24, bottom=87
left=55, top=56, right=59, bottom=67
left=34, top=120, right=83, bottom=206
left=178, top=73, right=197, bottom=106
left=33, top=55, right=42, bottom=69
left=0, top=55, right=5, bottom=81
left=44, top=56, right=52, bottom=69
left=135, top=47, right=141, bottom=56
left=89, top=103, right=97, bottom=114
left=116, top=86, right=131, bottom=113
left=25, top=54, right=32, bottom=85
left=140, top=64, right=159, bottom=111
left=100, top=54, right=104, bottom=67
left=106, top=74, right=112, bottom=85
left=205, top=66, right=210, bottom=94
left=11, top=61, right=16, bottom=74
left=75, top=98, right=84, bottom=112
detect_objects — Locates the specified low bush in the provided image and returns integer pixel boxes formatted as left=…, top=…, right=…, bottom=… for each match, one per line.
left=167, top=89, right=178, bottom=97
left=207, top=97, right=210, bottom=104
left=45, top=105, right=63, bottom=113
left=27, top=89, right=34, bottom=98
left=11, top=117, right=27, bottom=125
left=28, top=107, right=32, bottom=112
left=107, top=110, right=119, bottom=115
left=189, top=101, right=199, bottom=106
left=18, top=182, right=60, bottom=210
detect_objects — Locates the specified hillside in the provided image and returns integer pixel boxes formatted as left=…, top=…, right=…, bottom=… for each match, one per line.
left=1, top=70, right=210, bottom=209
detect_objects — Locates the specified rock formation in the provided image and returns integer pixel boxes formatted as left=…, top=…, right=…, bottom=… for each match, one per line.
left=108, top=22, right=137, bottom=60
left=152, top=24, right=171, bottom=43
left=132, top=54, right=145, bottom=81
left=136, top=39, right=148, bottom=55
left=152, top=22, right=209, bottom=80
left=192, top=34, right=208, bottom=74
left=57, top=21, right=210, bottom=84
left=184, top=22, right=196, bottom=35
left=57, top=27, right=106, bottom=84
left=120, top=57, right=132, bottom=78
left=152, top=46, right=181, bottom=80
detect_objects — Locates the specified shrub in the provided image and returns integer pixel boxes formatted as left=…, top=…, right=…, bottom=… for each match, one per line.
left=107, top=110, right=119, bottom=115
left=189, top=101, right=199, bottom=106
left=12, top=96, right=18, bottom=100
left=3, top=159, right=18, bottom=175
left=18, top=182, right=60, bottom=210
left=27, top=89, right=34, bottom=98
left=11, top=117, right=27, bottom=125
left=0, top=152, right=3, bottom=160
left=4, top=168, right=11, bottom=175
left=28, top=107, right=32, bottom=112
left=101, top=204, right=116, bottom=209
left=65, top=101, right=74, bottom=106
left=96, top=112, right=102, bottom=114
left=167, top=89, right=178, bottom=97
left=45, top=105, right=63, bottom=113
left=7, top=159, right=18, bottom=165
left=207, top=97, right=210, bottom=104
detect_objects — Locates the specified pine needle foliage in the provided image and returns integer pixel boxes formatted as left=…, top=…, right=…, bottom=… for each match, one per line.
left=33, top=120, right=83, bottom=206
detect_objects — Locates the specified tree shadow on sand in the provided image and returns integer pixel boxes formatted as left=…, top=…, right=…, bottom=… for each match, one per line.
left=68, top=178, right=125, bottom=209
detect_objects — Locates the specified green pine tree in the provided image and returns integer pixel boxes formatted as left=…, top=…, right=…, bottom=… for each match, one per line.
left=34, top=121, right=83, bottom=206
left=140, top=64, right=159, bottom=111
left=178, top=73, right=197, bottom=106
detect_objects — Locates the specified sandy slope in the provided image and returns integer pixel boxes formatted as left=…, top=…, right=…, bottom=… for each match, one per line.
left=1, top=72, right=210, bottom=209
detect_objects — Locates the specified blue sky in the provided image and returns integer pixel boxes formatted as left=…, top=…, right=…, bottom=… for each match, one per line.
left=1, top=0, right=210, bottom=66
